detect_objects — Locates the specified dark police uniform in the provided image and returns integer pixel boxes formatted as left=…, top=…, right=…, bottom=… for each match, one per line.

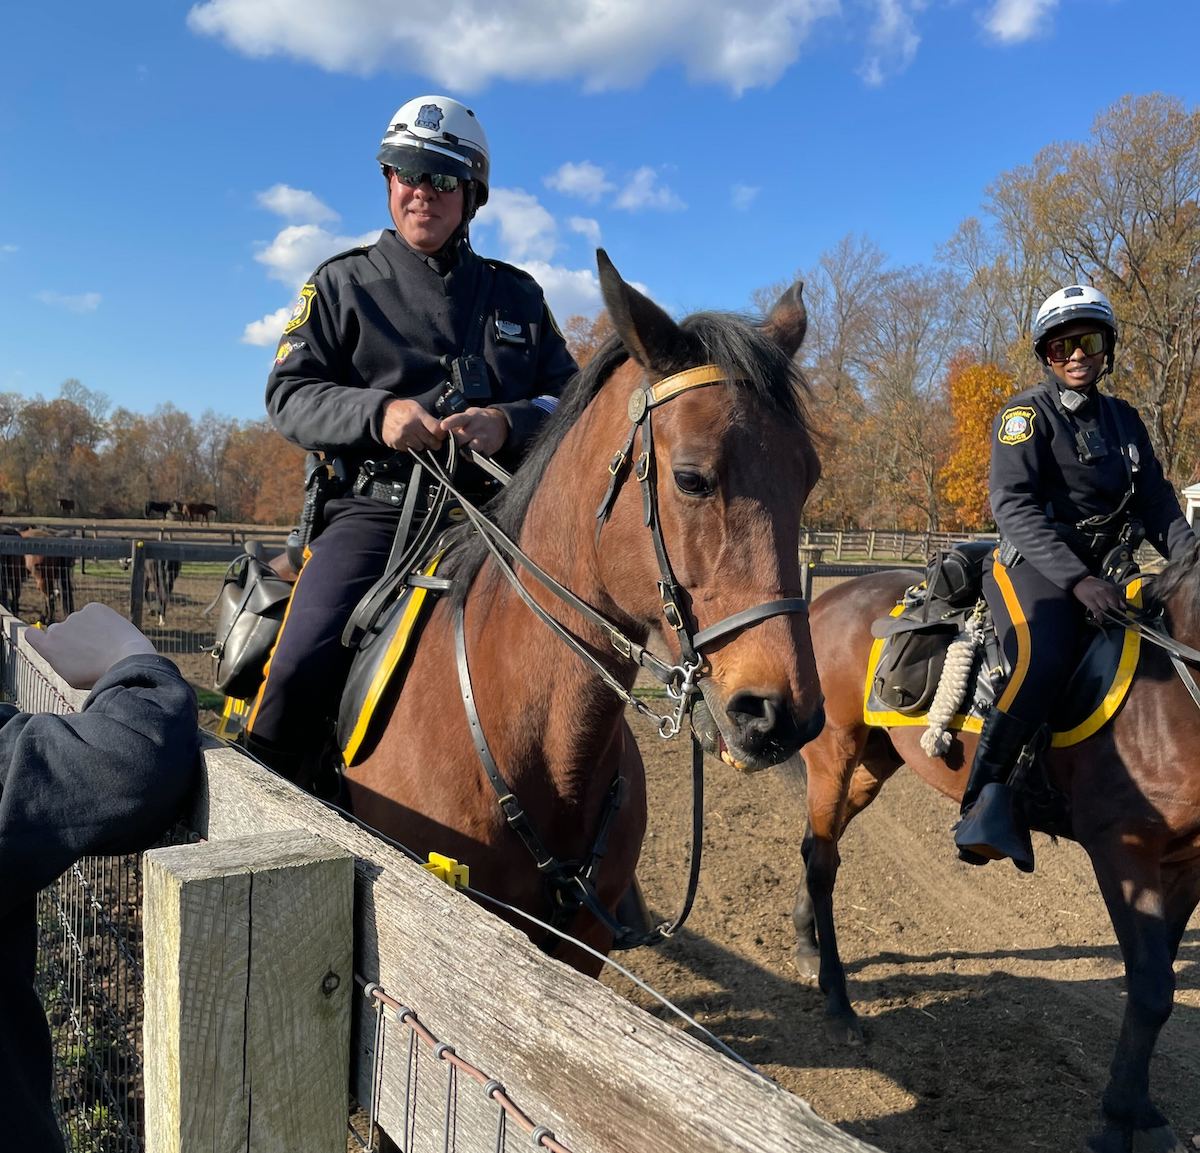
left=985, top=380, right=1195, bottom=723
left=247, top=230, right=577, bottom=768
left=0, top=655, right=199, bottom=1151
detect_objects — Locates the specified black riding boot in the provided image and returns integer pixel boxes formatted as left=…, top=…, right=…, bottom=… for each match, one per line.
left=240, top=729, right=343, bottom=800
left=954, top=708, right=1037, bottom=873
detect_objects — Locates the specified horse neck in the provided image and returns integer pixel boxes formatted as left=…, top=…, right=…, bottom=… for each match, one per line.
left=466, top=391, right=646, bottom=803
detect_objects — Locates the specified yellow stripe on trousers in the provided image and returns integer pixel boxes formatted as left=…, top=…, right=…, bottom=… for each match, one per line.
left=991, top=553, right=1031, bottom=713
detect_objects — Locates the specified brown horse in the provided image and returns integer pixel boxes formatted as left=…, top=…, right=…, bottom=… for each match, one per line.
left=343, top=251, right=824, bottom=972
left=20, top=528, right=76, bottom=624
left=794, top=548, right=1200, bottom=1152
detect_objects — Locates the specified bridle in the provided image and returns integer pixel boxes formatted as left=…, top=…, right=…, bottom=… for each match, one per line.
left=411, top=361, right=811, bottom=947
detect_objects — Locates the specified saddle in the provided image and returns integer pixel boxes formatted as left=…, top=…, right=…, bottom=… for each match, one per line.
left=865, top=542, right=1144, bottom=749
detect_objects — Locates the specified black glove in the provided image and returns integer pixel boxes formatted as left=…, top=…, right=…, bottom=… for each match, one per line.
left=1072, top=575, right=1127, bottom=622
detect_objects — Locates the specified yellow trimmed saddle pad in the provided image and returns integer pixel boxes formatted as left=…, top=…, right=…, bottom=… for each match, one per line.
left=863, top=578, right=1144, bottom=748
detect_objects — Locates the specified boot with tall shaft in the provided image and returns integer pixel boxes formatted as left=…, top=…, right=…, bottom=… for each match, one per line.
left=953, top=707, right=1037, bottom=873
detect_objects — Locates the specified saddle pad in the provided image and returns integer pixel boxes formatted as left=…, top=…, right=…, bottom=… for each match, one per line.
left=338, top=555, right=445, bottom=766
left=862, top=578, right=1144, bottom=748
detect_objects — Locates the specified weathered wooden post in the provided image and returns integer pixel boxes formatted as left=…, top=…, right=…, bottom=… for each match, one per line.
left=143, top=829, right=354, bottom=1153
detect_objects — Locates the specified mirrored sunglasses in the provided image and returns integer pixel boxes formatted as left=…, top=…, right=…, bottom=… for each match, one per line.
left=1045, top=331, right=1106, bottom=363
left=390, top=167, right=462, bottom=193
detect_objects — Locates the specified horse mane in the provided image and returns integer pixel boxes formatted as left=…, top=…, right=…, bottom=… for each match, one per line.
left=1144, top=536, right=1200, bottom=615
left=441, top=310, right=813, bottom=602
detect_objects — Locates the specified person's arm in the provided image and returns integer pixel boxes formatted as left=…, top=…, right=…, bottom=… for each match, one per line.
left=0, top=608, right=199, bottom=915
left=266, top=274, right=396, bottom=453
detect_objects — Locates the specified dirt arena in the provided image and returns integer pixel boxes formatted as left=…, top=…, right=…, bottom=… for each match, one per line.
left=608, top=711, right=1200, bottom=1153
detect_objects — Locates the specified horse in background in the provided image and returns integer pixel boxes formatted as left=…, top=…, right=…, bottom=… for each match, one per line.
left=145, top=558, right=182, bottom=626
left=144, top=499, right=173, bottom=519
left=793, top=545, right=1200, bottom=1152
left=19, top=528, right=76, bottom=625
left=182, top=501, right=218, bottom=524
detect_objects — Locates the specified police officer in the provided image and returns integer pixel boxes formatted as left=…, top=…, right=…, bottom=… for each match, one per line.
left=954, top=285, right=1197, bottom=871
left=244, top=95, right=578, bottom=785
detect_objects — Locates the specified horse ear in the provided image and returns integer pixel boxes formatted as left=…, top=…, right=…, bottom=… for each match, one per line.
left=596, top=249, right=689, bottom=372
left=763, top=280, right=807, bottom=358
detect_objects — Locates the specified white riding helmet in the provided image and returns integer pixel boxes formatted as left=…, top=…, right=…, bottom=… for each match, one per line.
left=377, top=95, right=490, bottom=208
left=1032, top=285, right=1118, bottom=362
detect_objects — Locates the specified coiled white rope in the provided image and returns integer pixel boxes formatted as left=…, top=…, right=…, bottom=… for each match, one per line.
left=920, top=618, right=984, bottom=759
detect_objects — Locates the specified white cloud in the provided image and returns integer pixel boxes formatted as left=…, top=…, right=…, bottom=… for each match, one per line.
left=512, top=260, right=604, bottom=322
left=1, top=244, right=18, bottom=255
left=243, top=306, right=295, bottom=347
left=546, top=162, right=615, bottom=203
left=731, top=184, right=760, bottom=211
left=473, top=188, right=558, bottom=263
left=254, top=223, right=381, bottom=287
left=984, top=0, right=1057, bottom=43
left=35, top=290, right=102, bottom=313
left=188, top=0, right=840, bottom=94
left=257, top=183, right=339, bottom=223
left=858, top=0, right=921, bottom=87
left=568, top=217, right=602, bottom=248
left=614, top=167, right=686, bottom=212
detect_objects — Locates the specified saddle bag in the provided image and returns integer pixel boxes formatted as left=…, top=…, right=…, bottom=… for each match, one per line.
left=208, top=554, right=294, bottom=700
left=872, top=626, right=952, bottom=716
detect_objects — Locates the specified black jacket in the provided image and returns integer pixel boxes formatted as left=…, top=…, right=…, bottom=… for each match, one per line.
left=990, top=381, right=1195, bottom=589
left=0, top=654, right=200, bottom=1152
left=265, top=231, right=577, bottom=473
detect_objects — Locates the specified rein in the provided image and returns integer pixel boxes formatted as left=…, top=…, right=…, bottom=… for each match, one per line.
left=1103, top=605, right=1200, bottom=710
left=416, top=362, right=808, bottom=948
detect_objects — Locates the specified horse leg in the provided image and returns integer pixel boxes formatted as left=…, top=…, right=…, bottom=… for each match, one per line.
left=1163, top=863, right=1200, bottom=963
left=1085, top=844, right=1184, bottom=1153
left=62, top=570, right=75, bottom=617
left=795, top=724, right=898, bottom=1043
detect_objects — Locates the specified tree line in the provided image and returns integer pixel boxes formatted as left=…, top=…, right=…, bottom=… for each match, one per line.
left=4, top=93, right=1196, bottom=532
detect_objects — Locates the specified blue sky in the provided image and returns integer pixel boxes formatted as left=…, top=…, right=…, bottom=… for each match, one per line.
left=1, top=0, right=1196, bottom=424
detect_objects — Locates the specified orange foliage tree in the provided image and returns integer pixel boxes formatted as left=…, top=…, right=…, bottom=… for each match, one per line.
left=939, top=355, right=1015, bottom=529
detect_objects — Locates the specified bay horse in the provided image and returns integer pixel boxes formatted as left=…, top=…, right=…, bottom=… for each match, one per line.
left=794, top=547, right=1200, bottom=1152
left=19, top=528, right=76, bottom=625
left=343, top=251, right=825, bottom=972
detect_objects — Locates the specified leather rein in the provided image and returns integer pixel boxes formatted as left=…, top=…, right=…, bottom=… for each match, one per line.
left=1103, top=605, right=1200, bottom=710
left=414, top=362, right=809, bottom=949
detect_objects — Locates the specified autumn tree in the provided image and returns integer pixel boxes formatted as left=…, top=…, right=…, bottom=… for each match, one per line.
left=562, top=311, right=613, bottom=368
left=940, top=356, right=1015, bottom=528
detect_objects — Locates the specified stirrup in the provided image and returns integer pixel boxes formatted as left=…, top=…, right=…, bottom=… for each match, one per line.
left=954, top=782, right=1035, bottom=874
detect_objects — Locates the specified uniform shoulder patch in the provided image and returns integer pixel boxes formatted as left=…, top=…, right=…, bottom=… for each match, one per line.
left=998, top=405, right=1036, bottom=446
left=283, top=283, right=317, bottom=335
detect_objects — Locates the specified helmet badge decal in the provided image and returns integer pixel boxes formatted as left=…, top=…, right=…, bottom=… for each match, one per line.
left=415, top=104, right=444, bottom=132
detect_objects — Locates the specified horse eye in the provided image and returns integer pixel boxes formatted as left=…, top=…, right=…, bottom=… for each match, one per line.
left=673, top=469, right=714, bottom=496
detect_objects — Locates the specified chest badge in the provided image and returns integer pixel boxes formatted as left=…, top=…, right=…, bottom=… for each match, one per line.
left=495, top=318, right=527, bottom=345
left=998, top=405, right=1036, bottom=445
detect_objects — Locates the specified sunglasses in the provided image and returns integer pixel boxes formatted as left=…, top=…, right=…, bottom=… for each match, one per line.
left=1044, top=331, right=1106, bottom=363
left=390, top=167, right=463, bottom=193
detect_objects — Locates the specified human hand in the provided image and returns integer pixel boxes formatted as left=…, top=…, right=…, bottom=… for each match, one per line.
left=24, top=602, right=157, bottom=689
left=380, top=398, right=446, bottom=452
left=440, top=406, right=510, bottom=456
left=1072, top=575, right=1127, bottom=623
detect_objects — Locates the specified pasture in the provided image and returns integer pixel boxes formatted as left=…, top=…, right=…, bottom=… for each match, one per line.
left=618, top=706, right=1200, bottom=1153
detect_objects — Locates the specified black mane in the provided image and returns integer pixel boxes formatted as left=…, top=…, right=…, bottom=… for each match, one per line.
left=441, top=309, right=812, bottom=602
left=1144, top=536, right=1200, bottom=611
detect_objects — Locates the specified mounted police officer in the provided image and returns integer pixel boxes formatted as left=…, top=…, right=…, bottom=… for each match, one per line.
left=244, top=95, right=578, bottom=785
left=954, top=284, right=1197, bottom=872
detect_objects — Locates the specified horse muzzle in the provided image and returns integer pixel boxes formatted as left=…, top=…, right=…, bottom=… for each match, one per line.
left=692, top=684, right=825, bottom=772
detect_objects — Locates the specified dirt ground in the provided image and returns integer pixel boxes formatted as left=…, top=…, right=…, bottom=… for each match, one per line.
left=606, top=711, right=1200, bottom=1153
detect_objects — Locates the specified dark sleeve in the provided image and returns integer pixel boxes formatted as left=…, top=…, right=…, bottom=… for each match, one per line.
left=265, top=274, right=394, bottom=453
left=0, top=654, right=200, bottom=916
left=491, top=300, right=578, bottom=455
left=989, top=402, right=1091, bottom=590
left=1124, top=403, right=1198, bottom=560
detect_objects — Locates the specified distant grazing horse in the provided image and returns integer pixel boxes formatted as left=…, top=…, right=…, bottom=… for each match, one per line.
left=145, top=558, right=182, bottom=626
left=793, top=550, right=1200, bottom=1152
left=19, top=528, right=75, bottom=624
left=57, top=497, right=75, bottom=515
left=182, top=501, right=218, bottom=524
left=144, top=500, right=173, bottom=519
left=342, top=251, right=824, bottom=971
left=0, top=526, right=24, bottom=615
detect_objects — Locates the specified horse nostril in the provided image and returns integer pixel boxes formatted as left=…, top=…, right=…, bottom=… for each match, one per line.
left=726, top=691, right=782, bottom=743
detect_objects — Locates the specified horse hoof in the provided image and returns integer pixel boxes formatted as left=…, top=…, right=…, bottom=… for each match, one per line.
left=793, top=948, right=821, bottom=984
left=823, top=1011, right=864, bottom=1047
left=1087, top=1124, right=1185, bottom=1153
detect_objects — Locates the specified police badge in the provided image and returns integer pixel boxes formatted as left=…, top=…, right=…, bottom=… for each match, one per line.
left=283, top=284, right=317, bottom=335
left=998, top=405, right=1036, bottom=446
left=415, top=104, right=444, bottom=132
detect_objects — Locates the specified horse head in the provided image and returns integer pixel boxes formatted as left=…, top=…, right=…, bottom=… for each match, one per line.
left=562, top=251, right=824, bottom=769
